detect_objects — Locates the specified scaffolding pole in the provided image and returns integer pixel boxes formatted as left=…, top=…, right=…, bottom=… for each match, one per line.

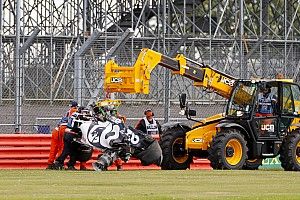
left=74, top=29, right=102, bottom=105
left=163, top=0, right=170, bottom=123
left=87, top=28, right=134, bottom=106
left=15, top=0, right=21, bottom=133
left=239, top=0, right=245, bottom=79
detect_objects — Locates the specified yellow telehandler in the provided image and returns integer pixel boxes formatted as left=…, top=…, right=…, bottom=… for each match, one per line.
left=104, top=48, right=300, bottom=171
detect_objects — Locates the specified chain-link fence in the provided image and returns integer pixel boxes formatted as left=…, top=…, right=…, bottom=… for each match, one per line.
left=2, top=0, right=300, bottom=133
left=1, top=38, right=300, bottom=133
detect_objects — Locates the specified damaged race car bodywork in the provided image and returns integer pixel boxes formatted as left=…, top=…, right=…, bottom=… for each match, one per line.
left=78, top=116, right=163, bottom=171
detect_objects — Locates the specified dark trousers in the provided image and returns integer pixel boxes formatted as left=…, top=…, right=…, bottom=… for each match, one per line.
left=55, top=132, right=78, bottom=166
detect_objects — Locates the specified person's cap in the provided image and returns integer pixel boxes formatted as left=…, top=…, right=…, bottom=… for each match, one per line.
left=70, top=100, right=78, bottom=107
left=144, top=108, right=154, bottom=116
left=144, top=108, right=152, bottom=113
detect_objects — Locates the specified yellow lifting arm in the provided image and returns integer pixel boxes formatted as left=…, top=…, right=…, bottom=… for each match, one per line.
left=105, top=48, right=162, bottom=94
left=175, top=54, right=236, bottom=99
left=104, top=48, right=236, bottom=99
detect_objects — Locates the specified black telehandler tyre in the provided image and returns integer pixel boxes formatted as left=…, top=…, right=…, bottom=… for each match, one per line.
left=279, top=130, right=300, bottom=171
left=208, top=129, right=248, bottom=170
left=160, top=126, right=192, bottom=170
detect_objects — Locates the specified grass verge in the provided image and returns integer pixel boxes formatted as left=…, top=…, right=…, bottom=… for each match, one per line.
left=0, top=169, right=299, bottom=200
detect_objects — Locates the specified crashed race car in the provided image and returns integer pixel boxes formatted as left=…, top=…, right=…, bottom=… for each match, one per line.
left=68, top=100, right=163, bottom=171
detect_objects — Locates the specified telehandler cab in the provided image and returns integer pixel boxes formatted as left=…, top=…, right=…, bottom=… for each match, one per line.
left=172, top=80, right=300, bottom=170
left=104, top=48, right=300, bottom=170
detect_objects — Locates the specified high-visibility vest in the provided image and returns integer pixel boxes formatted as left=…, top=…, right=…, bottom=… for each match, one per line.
left=143, top=117, right=159, bottom=135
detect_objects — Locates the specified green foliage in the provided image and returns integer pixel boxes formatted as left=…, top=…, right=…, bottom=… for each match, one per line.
left=0, top=170, right=300, bottom=200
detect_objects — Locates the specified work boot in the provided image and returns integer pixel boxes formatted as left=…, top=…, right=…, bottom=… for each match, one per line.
left=53, top=161, right=64, bottom=170
left=80, top=166, right=88, bottom=171
left=66, top=165, right=77, bottom=170
left=46, top=163, right=55, bottom=170
left=117, top=165, right=123, bottom=171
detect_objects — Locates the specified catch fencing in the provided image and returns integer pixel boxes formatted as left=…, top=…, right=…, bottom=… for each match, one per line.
left=2, top=0, right=300, bottom=133
left=1, top=29, right=294, bottom=133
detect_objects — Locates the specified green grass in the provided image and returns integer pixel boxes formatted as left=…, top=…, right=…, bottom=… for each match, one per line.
left=0, top=169, right=300, bottom=200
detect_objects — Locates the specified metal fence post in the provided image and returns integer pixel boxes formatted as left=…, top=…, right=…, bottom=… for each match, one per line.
left=74, top=29, right=102, bottom=106
left=87, top=28, right=134, bottom=106
left=163, top=0, right=170, bottom=123
left=14, top=0, right=22, bottom=133
left=14, top=24, right=40, bottom=132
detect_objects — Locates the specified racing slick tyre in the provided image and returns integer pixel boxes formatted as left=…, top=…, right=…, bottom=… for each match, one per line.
left=208, top=129, right=248, bottom=170
left=160, top=126, right=192, bottom=170
left=242, top=159, right=263, bottom=170
left=75, top=144, right=93, bottom=162
left=279, top=130, right=300, bottom=171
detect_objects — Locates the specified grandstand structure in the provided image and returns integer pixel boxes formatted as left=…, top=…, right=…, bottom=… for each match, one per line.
left=1, top=0, right=300, bottom=132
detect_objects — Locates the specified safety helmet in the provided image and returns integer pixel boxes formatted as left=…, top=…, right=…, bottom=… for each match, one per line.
left=94, top=99, right=121, bottom=116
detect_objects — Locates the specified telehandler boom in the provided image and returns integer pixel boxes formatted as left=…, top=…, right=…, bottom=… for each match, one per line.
left=105, top=48, right=235, bottom=98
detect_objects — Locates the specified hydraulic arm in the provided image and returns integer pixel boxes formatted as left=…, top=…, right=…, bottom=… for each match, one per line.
left=105, top=48, right=236, bottom=99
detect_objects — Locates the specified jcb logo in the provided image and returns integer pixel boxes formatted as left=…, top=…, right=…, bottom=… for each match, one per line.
left=192, top=138, right=203, bottom=143
left=111, top=77, right=122, bottom=83
left=220, top=77, right=235, bottom=86
left=261, top=124, right=275, bottom=132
